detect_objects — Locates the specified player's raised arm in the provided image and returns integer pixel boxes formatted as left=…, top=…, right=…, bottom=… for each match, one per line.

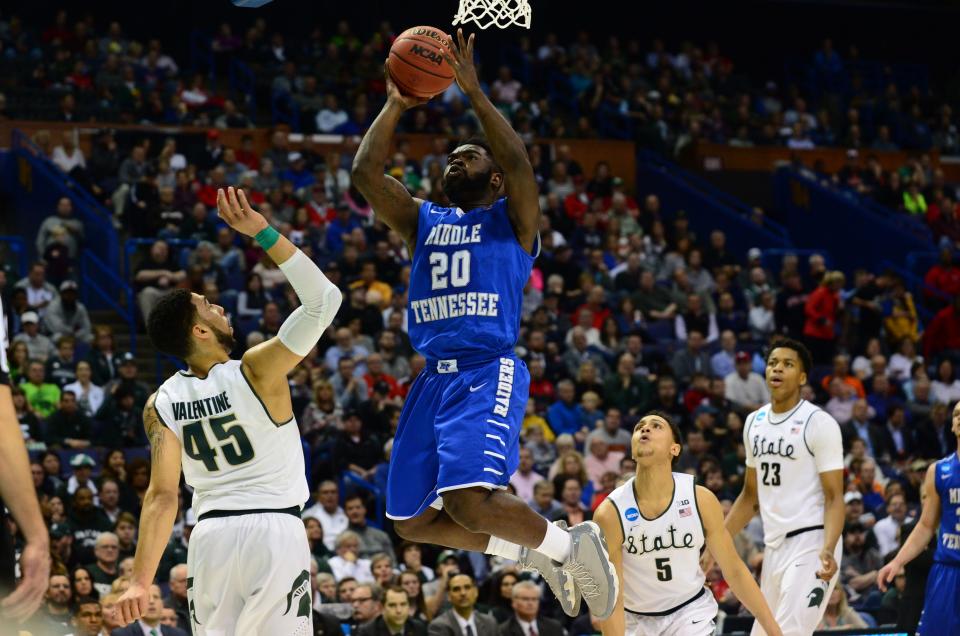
left=878, top=463, right=941, bottom=590
left=698, top=486, right=782, bottom=636
left=117, top=393, right=182, bottom=624
left=217, top=187, right=341, bottom=394
left=593, top=500, right=625, bottom=636
left=443, top=29, right=540, bottom=254
left=350, top=72, right=426, bottom=248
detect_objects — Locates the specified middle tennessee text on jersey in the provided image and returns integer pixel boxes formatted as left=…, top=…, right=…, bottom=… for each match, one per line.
left=408, top=197, right=537, bottom=365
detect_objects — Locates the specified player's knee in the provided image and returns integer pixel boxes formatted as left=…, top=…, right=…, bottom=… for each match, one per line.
left=394, top=518, right=424, bottom=541
left=443, top=489, right=489, bottom=533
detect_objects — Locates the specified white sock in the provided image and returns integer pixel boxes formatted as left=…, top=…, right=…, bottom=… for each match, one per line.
left=485, top=535, right=523, bottom=562
left=535, top=521, right=572, bottom=563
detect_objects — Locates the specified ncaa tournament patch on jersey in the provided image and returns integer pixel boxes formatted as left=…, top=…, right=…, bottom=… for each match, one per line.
left=624, top=507, right=640, bottom=522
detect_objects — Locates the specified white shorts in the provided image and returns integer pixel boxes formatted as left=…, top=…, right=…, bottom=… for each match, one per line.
left=187, top=511, right=313, bottom=636
left=625, top=588, right=719, bottom=636
left=751, top=528, right=842, bottom=636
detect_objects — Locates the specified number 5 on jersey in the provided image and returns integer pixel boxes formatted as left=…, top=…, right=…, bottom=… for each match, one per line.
left=183, top=413, right=255, bottom=471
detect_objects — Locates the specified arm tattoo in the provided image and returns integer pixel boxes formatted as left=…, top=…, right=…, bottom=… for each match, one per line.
left=144, top=395, right=164, bottom=462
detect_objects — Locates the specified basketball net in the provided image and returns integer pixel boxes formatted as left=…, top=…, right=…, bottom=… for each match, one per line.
left=453, top=0, right=532, bottom=29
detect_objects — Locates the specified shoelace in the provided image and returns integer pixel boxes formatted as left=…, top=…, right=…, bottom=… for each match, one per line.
left=563, top=561, right=601, bottom=598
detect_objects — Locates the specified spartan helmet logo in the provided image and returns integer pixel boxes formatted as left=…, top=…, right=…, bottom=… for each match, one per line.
left=807, top=587, right=825, bottom=608
left=284, top=570, right=312, bottom=618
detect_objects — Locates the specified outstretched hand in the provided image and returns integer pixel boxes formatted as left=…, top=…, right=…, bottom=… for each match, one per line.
left=443, top=28, right=481, bottom=96
left=384, top=66, right=430, bottom=110
left=216, top=186, right=268, bottom=238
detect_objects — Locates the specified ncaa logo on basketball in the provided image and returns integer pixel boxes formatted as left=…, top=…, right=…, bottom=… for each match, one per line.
left=624, top=507, right=640, bottom=522
left=410, top=44, right=443, bottom=66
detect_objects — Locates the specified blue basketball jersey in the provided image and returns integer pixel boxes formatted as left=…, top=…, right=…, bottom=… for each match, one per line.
left=407, top=197, right=535, bottom=365
left=934, top=453, right=960, bottom=566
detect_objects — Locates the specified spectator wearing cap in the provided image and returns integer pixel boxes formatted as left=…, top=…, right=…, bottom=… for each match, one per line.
left=16, top=261, right=59, bottom=314
left=327, top=202, right=362, bottom=254
left=45, top=335, right=78, bottom=388
left=84, top=325, right=123, bottom=386
left=334, top=409, right=381, bottom=480
left=103, top=352, right=151, bottom=410
left=13, top=311, right=56, bottom=361
left=134, top=240, right=186, bottom=324
left=22, top=359, right=61, bottom=418
left=344, top=493, right=393, bottom=560
left=44, top=279, right=93, bottom=344
left=36, top=197, right=85, bottom=259
left=724, top=351, right=770, bottom=415
left=280, top=151, right=315, bottom=192
left=47, top=390, right=93, bottom=449
left=50, top=521, right=79, bottom=571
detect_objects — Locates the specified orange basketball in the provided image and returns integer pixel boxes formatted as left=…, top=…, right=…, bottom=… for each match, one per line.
left=387, top=26, right=455, bottom=99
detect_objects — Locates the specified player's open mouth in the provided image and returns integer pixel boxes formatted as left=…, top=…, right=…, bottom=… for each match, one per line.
left=769, top=377, right=782, bottom=386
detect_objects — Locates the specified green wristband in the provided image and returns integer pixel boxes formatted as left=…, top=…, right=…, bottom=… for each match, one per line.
left=254, top=225, right=281, bottom=250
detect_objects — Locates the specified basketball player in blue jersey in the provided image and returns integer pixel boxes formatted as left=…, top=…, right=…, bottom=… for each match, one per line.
left=879, top=401, right=960, bottom=635
left=352, top=29, right=617, bottom=619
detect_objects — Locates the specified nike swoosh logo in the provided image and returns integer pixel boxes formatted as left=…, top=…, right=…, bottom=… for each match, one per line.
left=469, top=383, right=488, bottom=392
left=692, top=619, right=706, bottom=624
left=429, top=209, right=446, bottom=214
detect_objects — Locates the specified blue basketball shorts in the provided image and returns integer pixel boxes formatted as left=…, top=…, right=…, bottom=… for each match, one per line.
left=918, top=562, right=960, bottom=635
left=386, top=355, right=529, bottom=520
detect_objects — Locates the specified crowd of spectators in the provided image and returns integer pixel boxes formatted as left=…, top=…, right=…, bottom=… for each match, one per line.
left=3, top=11, right=960, bottom=636
left=1, top=11, right=959, bottom=158
left=2, top=113, right=958, bottom=634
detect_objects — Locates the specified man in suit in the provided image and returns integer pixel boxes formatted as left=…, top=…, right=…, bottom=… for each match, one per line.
left=498, top=581, right=565, bottom=636
left=352, top=583, right=385, bottom=632
left=358, top=586, right=427, bottom=636
left=917, top=402, right=958, bottom=459
left=428, top=574, right=498, bottom=636
left=840, top=399, right=890, bottom=458
left=111, top=584, right=187, bottom=636
left=669, top=330, right=712, bottom=385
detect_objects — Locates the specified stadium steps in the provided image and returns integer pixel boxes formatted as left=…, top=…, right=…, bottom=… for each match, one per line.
left=89, top=310, right=178, bottom=382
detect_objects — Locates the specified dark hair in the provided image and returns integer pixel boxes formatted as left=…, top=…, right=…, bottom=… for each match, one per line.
left=343, top=492, right=366, bottom=508
left=147, top=289, right=197, bottom=360
left=766, top=337, right=813, bottom=375
left=384, top=585, right=409, bottom=603
left=637, top=410, right=682, bottom=467
left=457, top=136, right=502, bottom=173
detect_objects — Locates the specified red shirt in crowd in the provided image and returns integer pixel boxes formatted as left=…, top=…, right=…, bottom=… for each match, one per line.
left=803, top=285, right=839, bottom=340
left=924, top=303, right=960, bottom=358
left=924, top=264, right=960, bottom=299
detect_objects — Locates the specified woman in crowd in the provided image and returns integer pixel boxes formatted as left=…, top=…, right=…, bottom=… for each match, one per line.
left=487, top=570, right=519, bottom=623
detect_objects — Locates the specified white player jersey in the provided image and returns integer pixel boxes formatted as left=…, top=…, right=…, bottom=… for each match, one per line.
left=744, top=399, right=844, bottom=549
left=153, top=359, right=308, bottom=518
left=607, top=473, right=707, bottom=614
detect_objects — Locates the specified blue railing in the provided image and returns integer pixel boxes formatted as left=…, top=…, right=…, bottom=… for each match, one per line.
left=773, top=167, right=932, bottom=274
left=9, top=129, right=127, bottom=317
left=639, top=149, right=792, bottom=243
left=80, top=250, right=136, bottom=349
left=0, top=235, right=29, bottom=276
